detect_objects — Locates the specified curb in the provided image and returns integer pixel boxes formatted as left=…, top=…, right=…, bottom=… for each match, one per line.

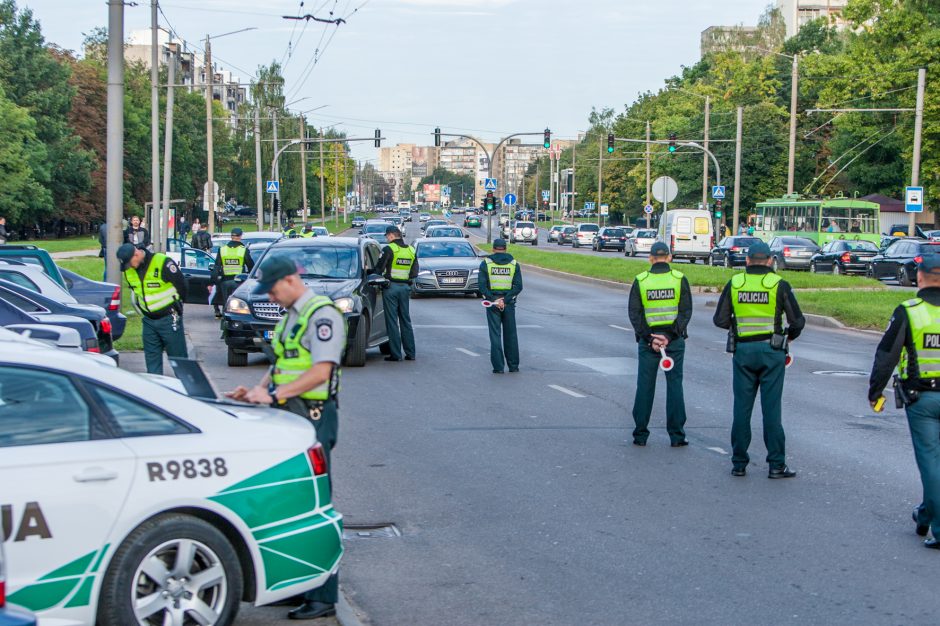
left=703, top=299, right=883, bottom=336
left=337, top=589, right=367, bottom=626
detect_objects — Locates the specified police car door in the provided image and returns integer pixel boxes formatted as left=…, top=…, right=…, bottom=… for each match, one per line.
left=0, top=366, right=135, bottom=616
left=363, top=243, right=387, bottom=340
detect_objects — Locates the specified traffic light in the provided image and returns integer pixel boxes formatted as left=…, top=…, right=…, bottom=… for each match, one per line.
left=485, top=191, right=495, bottom=212
left=668, top=133, right=677, bottom=153
left=543, top=128, right=551, bottom=149
left=607, top=133, right=615, bottom=154
left=273, top=197, right=280, bottom=212
left=374, top=129, right=381, bottom=148
left=434, top=127, right=441, bottom=147
left=715, top=199, right=722, bottom=219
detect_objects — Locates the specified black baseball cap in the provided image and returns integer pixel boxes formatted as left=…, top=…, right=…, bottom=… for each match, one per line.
left=493, top=238, right=507, bottom=250
left=649, top=242, right=671, bottom=257
left=385, top=225, right=402, bottom=235
left=254, top=256, right=298, bottom=293
left=115, top=243, right=138, bottom=271
left=747, top=241, right=772, bottom=259
left=917, top=253, right=940, bottom=273
left=230, top=227, right=243, bottom=236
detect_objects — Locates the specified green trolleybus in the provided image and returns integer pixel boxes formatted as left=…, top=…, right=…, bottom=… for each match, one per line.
left=752, top=195, right=881, bottom=246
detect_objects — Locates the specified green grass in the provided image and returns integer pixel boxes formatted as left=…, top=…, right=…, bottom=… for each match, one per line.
left=796, top=290, right=915, bottom=329
left=57, top=256, right=143, bottom=351
left=478, top=244, right=884, bottom=291
left=16, top=235, right=99, bottom=253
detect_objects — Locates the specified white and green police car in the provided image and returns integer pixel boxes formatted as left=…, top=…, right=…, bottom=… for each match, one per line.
left=0, top=342, right=342, bottom=625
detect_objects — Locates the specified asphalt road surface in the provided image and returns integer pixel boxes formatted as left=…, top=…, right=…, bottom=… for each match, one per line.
left=180, top=230, right=938, bottom=624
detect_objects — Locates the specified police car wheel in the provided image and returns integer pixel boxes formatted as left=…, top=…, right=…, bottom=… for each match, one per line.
left=343, top=315, right=369, bottom=367
left=98, top=513, right=243, bottom=626
left=227, top=347, right=248, bottom=367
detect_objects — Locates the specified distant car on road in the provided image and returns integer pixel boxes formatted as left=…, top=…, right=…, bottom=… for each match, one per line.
left=419, top=213, right=431, bottom=222
left=810, top=239, right=879, bottom=275
left=592, top=227, right=627, bottom=252
left=547, top=224, right=566, bottom=243
left=465, top=214, right=482, bottom=228
left=556, top=225, right=577, bottom=245
left=707, top=236, right=762, bottom=268
left=425, top=226, right=468, bottom=239
left=625, top=229, right=657, bottom=256
left=352, top=215, right=366, bottom=228
left=422, top=219, right=448, bottom=233
left=510, top=221, right=538, bottom=245
left=768, top=236, right=820, bottom=272
left=571, top=223, right=600, bottom=248
left=867, top=238, right=940, bottom=286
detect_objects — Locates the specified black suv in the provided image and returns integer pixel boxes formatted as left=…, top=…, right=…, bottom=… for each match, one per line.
left=222, top=237, right=391, bottom=367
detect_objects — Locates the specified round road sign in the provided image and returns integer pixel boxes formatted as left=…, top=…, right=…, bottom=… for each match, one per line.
left=652, top=176, right=678, bottom=204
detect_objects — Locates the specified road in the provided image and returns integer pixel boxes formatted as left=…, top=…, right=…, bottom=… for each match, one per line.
left=181, top=221, right=938, bottom=624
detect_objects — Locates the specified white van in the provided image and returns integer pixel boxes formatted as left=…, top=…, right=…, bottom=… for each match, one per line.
left=658, top=209, right=714, bottom=263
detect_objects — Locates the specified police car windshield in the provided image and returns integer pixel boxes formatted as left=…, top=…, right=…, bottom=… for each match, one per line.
left=257, top=247, right=360, bottom=279
left=416, top=242, right=476, bottom=258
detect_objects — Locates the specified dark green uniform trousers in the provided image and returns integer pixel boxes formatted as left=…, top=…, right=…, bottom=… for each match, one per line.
left=142, top=313, right=187, bottom=375
left=906, top=391, right=940, bottom=539
left=486, top=303, right=519, bottom=372
left=383, top=282, right=415, bottom=360
left=731, top=341, right=787, bottom=469
left=632, top=337, right=687, bottom=444
left=282, top=399, right=340, bottom=605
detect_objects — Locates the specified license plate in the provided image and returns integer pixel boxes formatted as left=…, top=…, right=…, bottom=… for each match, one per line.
left=796, top=251, right=811, bottom=257
left=441, top=277, right=464, bottom=285
left=263, top=330, right=273, bottom=340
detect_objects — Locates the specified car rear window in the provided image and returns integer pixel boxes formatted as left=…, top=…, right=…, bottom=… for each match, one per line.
left=636, top=230, right=656, bottom=238
left=733, top=237, right=762, bottom=246
left=605, top=229, right=625, bottom=236
left=694, top=217, right=710, bottom=235
left=780, top=237, right=816, bottom=246
left=845, top=241, right=878, bottom=251
left=579, top=224, right=599, bottom=232
left=515, top=222, right=535, bottom=228
left=675, top=217, right=691, bottom=233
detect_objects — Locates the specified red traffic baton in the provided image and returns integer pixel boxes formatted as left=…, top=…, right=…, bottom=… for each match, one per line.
left=659, top=349, right=674, bottom=372
left=481, top=300, right=494, bottom=308
left=785, top=353, right=793, bottom=368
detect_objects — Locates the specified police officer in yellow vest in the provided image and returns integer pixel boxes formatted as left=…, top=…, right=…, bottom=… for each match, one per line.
left=376, top=225, right=417, bottom=361
left=627, top=242, right=692, bottom=446
left=283, top=220, right=298, bottom=238
left=479, top=238, right=523, bottom=373
left=227, top=255, right=346, bottom=619
left=301, top=223, right=316, bottom=237
left=116, top=242, right=188, bottom=375
left=868, top=253, right=940, bottom=550
left=211, top=227, right=254, bottom=317
left=713, top=240, right=805, bottom=478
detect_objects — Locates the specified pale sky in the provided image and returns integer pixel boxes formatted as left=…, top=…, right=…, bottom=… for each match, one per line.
left=25, top=0, right=771, bottom=163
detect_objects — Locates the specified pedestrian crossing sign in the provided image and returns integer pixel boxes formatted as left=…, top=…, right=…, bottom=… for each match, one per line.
left=266, top=180, right=280, bottom=194
left=711, top=185, right=725, bottom=199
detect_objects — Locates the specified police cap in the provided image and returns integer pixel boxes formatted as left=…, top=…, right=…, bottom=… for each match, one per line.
left=917, top=253, right=940, bottom=273
left=116, top=243, right=138, bottom=271
left=649, top=242, right=671, bottom=257
left=230, top=227, right=243, bottom=236
left=746, top=241, right=771, bottom=259
left=493, top=238, right=508, bottom=250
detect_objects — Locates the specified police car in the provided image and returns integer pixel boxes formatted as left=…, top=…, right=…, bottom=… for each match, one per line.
left=0, top=343, right=342, bottom=625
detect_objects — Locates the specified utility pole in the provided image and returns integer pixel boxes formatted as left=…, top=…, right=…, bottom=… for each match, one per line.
left=319, top=127, right=326, bottom=226
left=300, top=114, right=308, bottom=223
left=645, top=121, right=651, bottom=229
left=105, top=0, right=124, bottom=283
left=732, top=106, right=743, bottom=235
left=570, top=135, right=577, bottom=220
left=787, top=53, right=799, bottom=195
left=150, top=1, right=161, bottom=249
left=333, top=144, right=339, bottom=224
left=270, top=110, right=278, bottom=230
left=909, top=67, right=926, bottom=238
left=160, top=50, right=175, bottom=246
left=549, top=153, right=555, bottom=223
left=596, top=138, right=603, bottom=227
left=702, top=95, right=710, bottom=210
left=204, top=35, right=216, bottom=233
left=253, top=108, right=263, bottom=231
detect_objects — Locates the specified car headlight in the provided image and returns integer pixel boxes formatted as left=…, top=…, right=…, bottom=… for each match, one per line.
left=226, top=297, right=250, bottom=315
left=418, top=270, right=432, bottom=276
left=470, top=269, right=479, bottom=275
left=333, top=297, right=355, bottom=313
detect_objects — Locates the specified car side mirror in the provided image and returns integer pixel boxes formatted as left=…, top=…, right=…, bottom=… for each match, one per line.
left=367, top=273, right=389, bottom=288
left=234, top=273, right=248, bottom=283
left=208, top=263, right=216, bottom=272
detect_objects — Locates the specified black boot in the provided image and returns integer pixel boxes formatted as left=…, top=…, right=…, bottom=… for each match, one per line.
left=287, top=601, right=336, bottom=620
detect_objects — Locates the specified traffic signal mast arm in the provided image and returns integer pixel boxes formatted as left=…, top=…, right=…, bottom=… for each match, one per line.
left=612, top=136, right=721, bottom=189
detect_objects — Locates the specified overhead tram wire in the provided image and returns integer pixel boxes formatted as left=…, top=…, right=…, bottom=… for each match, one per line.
left=157, top=3, right=259, bottom=80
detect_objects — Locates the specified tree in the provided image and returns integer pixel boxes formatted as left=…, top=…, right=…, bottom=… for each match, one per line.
left=0, top=84, right=51, bottom=224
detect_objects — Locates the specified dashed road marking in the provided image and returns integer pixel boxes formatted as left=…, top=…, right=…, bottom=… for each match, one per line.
left=548, top=384, right=586, bottom=398
left=706, top=446, right=728, bottom=455
left=414, top=325, right=542, bottom=329
left=456, top=348, right=479, bottom=357
left=609, top=324, right=632, bottom=332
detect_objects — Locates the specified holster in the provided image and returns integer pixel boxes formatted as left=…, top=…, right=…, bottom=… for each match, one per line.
left=894, top=375, right=920, bottom=408
left=770, top=333, right=788, bottom=351
left=725, top=331, right=736, bottom=354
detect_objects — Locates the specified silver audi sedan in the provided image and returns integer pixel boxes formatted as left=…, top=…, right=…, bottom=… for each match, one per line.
left=411, top=238, right=481, bottom=297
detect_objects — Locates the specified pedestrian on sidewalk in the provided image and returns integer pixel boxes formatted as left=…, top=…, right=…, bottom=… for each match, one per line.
left=479, top=238, right=523, bottom=373
left=868, top=253, right=940, bottom=550
left=628, top=242, right=692, bottom=447
left=98, top=222, right=108, bottom=280
left=713, top=241, right=804, bottom=478
left=124, top=215, right=151, bottom=250
left=0, top=216, right=8, bottom=245
left=376, top=225, right=417, bottom=361
left=190, top=222, right=212, bottom=251
left=226, top=255, right=345, bottom=620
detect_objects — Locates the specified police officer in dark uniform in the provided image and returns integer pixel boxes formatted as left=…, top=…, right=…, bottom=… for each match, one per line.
left=479, top=238, right=523, bottom=373
left=376, top=225, right=417, bottom=361
left=868, top=253, right=940, bottom=549
left=211, top=227, right=254, bottom=318
left=116, top=242, right=188, bottom=375
left=713, top=241, right=804, bottom=478
left=628, top=242, right=692, bottom=446
left=227, top=255, right=346, bottom=618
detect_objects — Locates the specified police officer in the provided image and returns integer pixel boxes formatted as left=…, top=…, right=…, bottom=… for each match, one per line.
left=227, top=255, right=346, bottom=618
left=713, top=241, right=804, bottom=478
left=376, top=225, right=417, bottom=361
left=211, top=227, right=254, bottom=318
left=627, top=242, right=692, bottom=446
left=116, top=242, right=188, bottom=375
left=479, top=238, right=523, bottom=373
left=301, top=223, right=316, bottom=238
left=868, top=254, right=940, bottom=549
left=283, top=220, right=298, bottom=238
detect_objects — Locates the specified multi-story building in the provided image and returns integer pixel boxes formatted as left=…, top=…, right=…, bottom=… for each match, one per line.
left=378, top=144, right=415, bottom=175
left=440, top=139, right=477, bottom=177
left=495, top=140, right=546, bottom=203
left=700, top=25, right=761, bottom=57
left=776, top=0, right=848, bottom=38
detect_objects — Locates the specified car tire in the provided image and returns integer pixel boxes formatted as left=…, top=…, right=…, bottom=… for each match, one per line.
left=832, top=262, right=841, bottom=275
left=706, top=255, right=713, bottom=266
left=810, top=261, right=817, bottom=273
left=532, top=240, right=538, bottom=246
left=724, top=255, right=731, bottom=269
left=772, top=257, right=780, bottom=272
left=343, top=315, right=369, bottom=367
left=97, top=513, right=243, bottom=626
left=227, top=347, right=248, bottom=367
left=899, top=266, right=914, bottom=287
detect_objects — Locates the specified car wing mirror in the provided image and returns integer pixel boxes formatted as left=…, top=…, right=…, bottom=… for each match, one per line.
left=367, top=273, right=389, bottom=288
left=234, top=273, right=248, bottom=283
left=208, top=263, right=216, bottom=272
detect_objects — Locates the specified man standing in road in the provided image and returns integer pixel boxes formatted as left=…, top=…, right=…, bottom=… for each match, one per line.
left=480, top=238, right=523, bottom=373
left=190, top=222, right=212, bottom=252
left=713, top=241, right=804, bottom=478
left=868, top=254, right=940, bottom=550
left=116, top=242, right=188, bottom=375
left=211, top=227, right=253, bottom=318
left=376, top=225, right=417, bottom=362
left=628, top=242, right=692, bottom=447
left=226, top=255, right=345, bottom=619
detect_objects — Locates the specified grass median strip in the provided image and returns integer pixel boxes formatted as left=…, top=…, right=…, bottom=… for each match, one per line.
left=795, top=290, right=916, bottom=330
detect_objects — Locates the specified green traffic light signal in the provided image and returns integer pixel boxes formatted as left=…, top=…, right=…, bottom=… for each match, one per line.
left=543, top=128, right=551, bottom=149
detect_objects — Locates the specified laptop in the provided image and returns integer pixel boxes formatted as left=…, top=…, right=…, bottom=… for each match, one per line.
left=169, top=358, right=219, bottom=400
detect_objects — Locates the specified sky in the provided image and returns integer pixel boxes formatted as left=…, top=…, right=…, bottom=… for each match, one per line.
left=23, top=0, right=771, bottom=164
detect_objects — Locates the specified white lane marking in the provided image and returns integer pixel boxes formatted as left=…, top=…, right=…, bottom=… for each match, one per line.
left=548, top=384, right=587, bottom=398
left=609, top=324, right=632, bottom=332
left=707, top=446, right=728, bottom=455
left=414, top=325, right=542, bottom=329
left=566, top=357, right=635, bottom=376
left=456, top=348, right=479, bottom=357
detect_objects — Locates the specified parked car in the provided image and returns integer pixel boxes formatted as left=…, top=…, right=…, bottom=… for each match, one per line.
left=658, top=209, right=713, bottom=263
left=592, top=227, right=627, bottom=252
left=510, top=221, right=539, bottom=245
left=223, top=237, right=390, bottom=367
left=412, top=238, right=481, bottom=297
left=425, top=226, right=468, bottom=238
left=886, top=223, right=929, bottom=238
left=625, top=229, right=657, bottom=256
left=924, top=229, right=940, bottom=242
left=557, top=225, right=577, bottom=245
left=707, top=236, right=763, bottom=268
left=0, top=297, right=98, bottom=353
left=810, top=240, right=880, bottom=275
left=233, top=206, right=257, bottom=217
left=868, top=238, right=940, bottom=286
left=768, top=236, right=820, bottom=271
left=571, top=223, right=600, bottom=248
left=0, top=245, right=67, bottom=287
